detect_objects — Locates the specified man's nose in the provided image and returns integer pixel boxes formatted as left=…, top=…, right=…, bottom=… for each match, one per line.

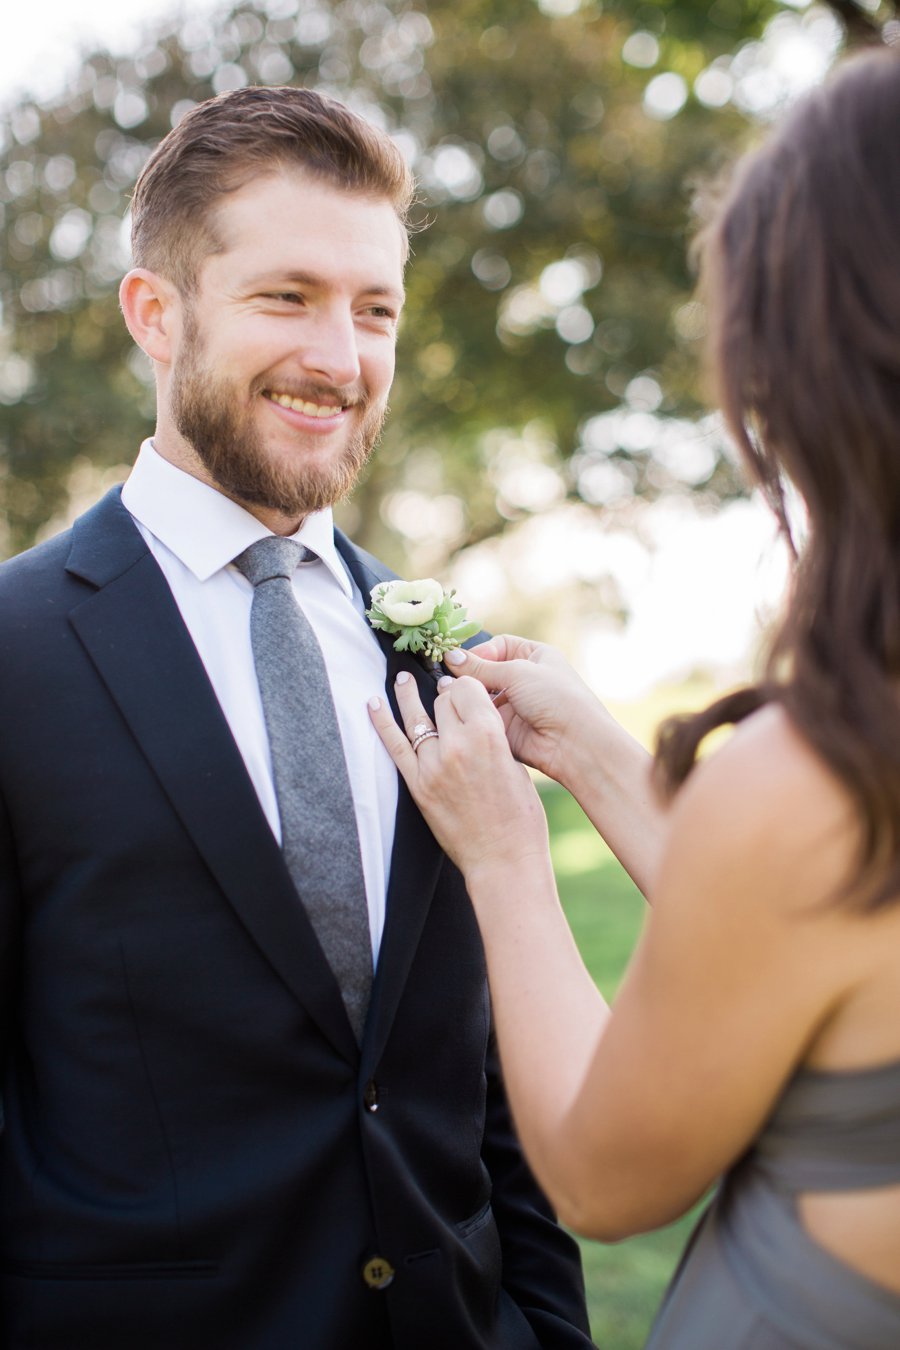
left=298, top=308, right=361, bottom=388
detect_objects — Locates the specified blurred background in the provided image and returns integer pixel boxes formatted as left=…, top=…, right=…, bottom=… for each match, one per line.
left=1, top=0, right=896, bottom=1341
left=4, top=0, right=887, bottom=699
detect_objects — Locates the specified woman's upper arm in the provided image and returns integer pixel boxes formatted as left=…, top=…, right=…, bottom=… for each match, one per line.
left=560, top=707, right=860, bottom=1238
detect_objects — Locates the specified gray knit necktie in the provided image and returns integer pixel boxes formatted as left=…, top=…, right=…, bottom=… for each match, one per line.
left=234, top=536, right=372, bottom=1042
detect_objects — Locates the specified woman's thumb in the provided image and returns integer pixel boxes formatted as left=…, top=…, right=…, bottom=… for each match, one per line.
left=443, top=646, right=507, bottom=691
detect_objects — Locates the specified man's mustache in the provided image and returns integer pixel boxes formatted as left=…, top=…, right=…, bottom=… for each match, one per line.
left=253, top=377, right=369, bottom=409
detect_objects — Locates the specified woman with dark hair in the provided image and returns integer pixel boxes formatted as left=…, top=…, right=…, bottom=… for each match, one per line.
left=370, top=46, right=900, bottom=1349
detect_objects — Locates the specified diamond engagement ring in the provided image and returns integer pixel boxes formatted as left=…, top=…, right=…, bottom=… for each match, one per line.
left=411, top=728, right=439, bottom=752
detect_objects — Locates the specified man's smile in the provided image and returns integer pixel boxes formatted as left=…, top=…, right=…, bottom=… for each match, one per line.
left=263, top=389, right=346, bottom=419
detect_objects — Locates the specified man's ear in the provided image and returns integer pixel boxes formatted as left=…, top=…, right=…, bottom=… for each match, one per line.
left=119, top=268, right=181, bottom=365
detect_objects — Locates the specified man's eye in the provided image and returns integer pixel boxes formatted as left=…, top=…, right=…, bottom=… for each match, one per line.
left=268, top=292, right=304, bottom=304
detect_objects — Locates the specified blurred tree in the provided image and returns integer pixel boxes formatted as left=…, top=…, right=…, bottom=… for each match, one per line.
left=0, top=0, right=893, bottom=563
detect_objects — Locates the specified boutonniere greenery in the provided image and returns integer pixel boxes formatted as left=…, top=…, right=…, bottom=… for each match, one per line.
left=366, top=578, right=480, bottom=664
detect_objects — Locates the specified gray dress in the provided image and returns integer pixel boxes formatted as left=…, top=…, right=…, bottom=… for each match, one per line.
left=644, top=1058, right=900, bottom=1348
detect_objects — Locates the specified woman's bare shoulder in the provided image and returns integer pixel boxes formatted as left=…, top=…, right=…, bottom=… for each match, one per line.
left=665, top=702, right=858, bottom=905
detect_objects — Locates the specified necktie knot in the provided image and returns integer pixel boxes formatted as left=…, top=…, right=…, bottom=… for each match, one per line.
left=233, top=536, right=312, bottom=587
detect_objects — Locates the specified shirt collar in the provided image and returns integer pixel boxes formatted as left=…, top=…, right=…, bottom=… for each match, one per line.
left=122, top=440, right=353, bottom=598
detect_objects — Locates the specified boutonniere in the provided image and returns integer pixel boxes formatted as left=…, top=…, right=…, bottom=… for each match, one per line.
left=366, top=578, right=480, bottom=664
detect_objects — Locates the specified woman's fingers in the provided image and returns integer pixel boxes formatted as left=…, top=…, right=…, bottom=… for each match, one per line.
left=391, top=670, right=445, bottom=740
left=367, top=692, right=417, bottom=781
left=368, top=669, right=467, bottom=782
left=443, top=645, right=518, bottom=692
left=367, top=671, right=440, bottom=781
left=368, top=671, right=538, bottom=875
left=437, top=673, right=509, bottom=729
left=368, top=670, right=504, bottom=781
left=464, top=634, right=538, bottom=664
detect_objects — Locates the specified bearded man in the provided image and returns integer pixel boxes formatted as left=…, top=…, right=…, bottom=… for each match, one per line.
left=0, top=87, right=593, bottom=1350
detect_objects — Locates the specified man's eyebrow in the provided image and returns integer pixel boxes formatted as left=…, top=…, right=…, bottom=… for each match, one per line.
left=247, top=270, right=405, bottom=304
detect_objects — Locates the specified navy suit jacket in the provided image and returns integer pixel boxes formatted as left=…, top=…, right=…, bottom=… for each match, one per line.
left=0, top=488, right=593, bottom=1349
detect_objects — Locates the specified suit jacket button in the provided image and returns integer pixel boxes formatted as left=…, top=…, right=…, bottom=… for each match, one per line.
left=362, top=1256, right=395, bottom=1290
left=363, top=1080, right=379, bottom=1112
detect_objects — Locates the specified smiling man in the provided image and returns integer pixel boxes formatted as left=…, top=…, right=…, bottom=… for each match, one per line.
left=0, top=88, right=593, bottom=1350
left=140, top=167, right=403, bottom=526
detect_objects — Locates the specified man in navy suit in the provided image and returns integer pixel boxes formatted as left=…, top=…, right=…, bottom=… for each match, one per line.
left=0, top=87, right=593, bottom=1348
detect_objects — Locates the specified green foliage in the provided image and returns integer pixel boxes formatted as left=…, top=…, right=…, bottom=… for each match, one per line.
left=578, top=1212, right=698, bottom=1349
left=0, top=0, right=865, bottom=558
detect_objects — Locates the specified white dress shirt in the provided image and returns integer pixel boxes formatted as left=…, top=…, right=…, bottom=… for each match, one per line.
left=121, top=440, right=397, bottom=964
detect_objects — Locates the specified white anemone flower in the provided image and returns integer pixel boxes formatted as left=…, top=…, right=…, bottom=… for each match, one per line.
left=370, top=578, right=445, bottom=626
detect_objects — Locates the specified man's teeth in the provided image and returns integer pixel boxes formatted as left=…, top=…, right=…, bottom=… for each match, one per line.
left=266, top=392, right=343, bottom=418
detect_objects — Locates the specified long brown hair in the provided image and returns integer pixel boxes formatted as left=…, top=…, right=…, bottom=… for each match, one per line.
left=655, top=48, right=900, bottom=906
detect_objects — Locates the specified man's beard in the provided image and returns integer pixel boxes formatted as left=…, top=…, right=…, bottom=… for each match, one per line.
left=170, top=320, right=386, bottom=518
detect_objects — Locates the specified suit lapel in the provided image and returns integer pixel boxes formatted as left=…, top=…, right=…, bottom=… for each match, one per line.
left=66, top=489, right=358, bottom=1062
left=336, top=533, right=447, bottom=1060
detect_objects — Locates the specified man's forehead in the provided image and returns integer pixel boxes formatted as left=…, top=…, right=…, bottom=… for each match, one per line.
left=206, top=166, right=409, bottom=264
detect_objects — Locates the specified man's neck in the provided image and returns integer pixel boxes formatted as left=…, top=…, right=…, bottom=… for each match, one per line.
left=149, top=433, right=306, bottom=536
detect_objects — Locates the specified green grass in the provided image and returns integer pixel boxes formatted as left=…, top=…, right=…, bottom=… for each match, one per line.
left=542, top=781, right=701, bottom=1349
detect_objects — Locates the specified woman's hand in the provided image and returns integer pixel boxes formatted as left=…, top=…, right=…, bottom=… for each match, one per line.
left=440, top=635, right=607, bottom=790
left=368, top=670, right=550, bottom=881
left=443, top=637, right=666, bottom=896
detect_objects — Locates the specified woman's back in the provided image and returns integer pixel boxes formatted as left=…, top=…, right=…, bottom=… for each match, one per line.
left=642, top=706, right=900, bottom=1347
left=646, top=1056, right=900, bottom=1348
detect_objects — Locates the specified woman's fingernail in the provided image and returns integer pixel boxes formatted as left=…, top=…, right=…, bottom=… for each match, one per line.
left=445, top=648, right=466, bottom=666
left=396, top=671, right=411, bottom=685
left=368, top=696, right=382, bottom=711
left=437, top=676, right=453, bottom=692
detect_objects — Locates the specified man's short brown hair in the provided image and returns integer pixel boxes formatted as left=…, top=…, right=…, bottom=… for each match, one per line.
left=130, top=86, right=416, bottom=293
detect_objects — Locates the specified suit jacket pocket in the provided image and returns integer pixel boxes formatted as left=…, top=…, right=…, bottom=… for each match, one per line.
left=1, top=1258, right=222, bottom=1350
left=1, top=1258, right=217, bottom=1280
left=456, top=1198, right=493, bottom=1240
